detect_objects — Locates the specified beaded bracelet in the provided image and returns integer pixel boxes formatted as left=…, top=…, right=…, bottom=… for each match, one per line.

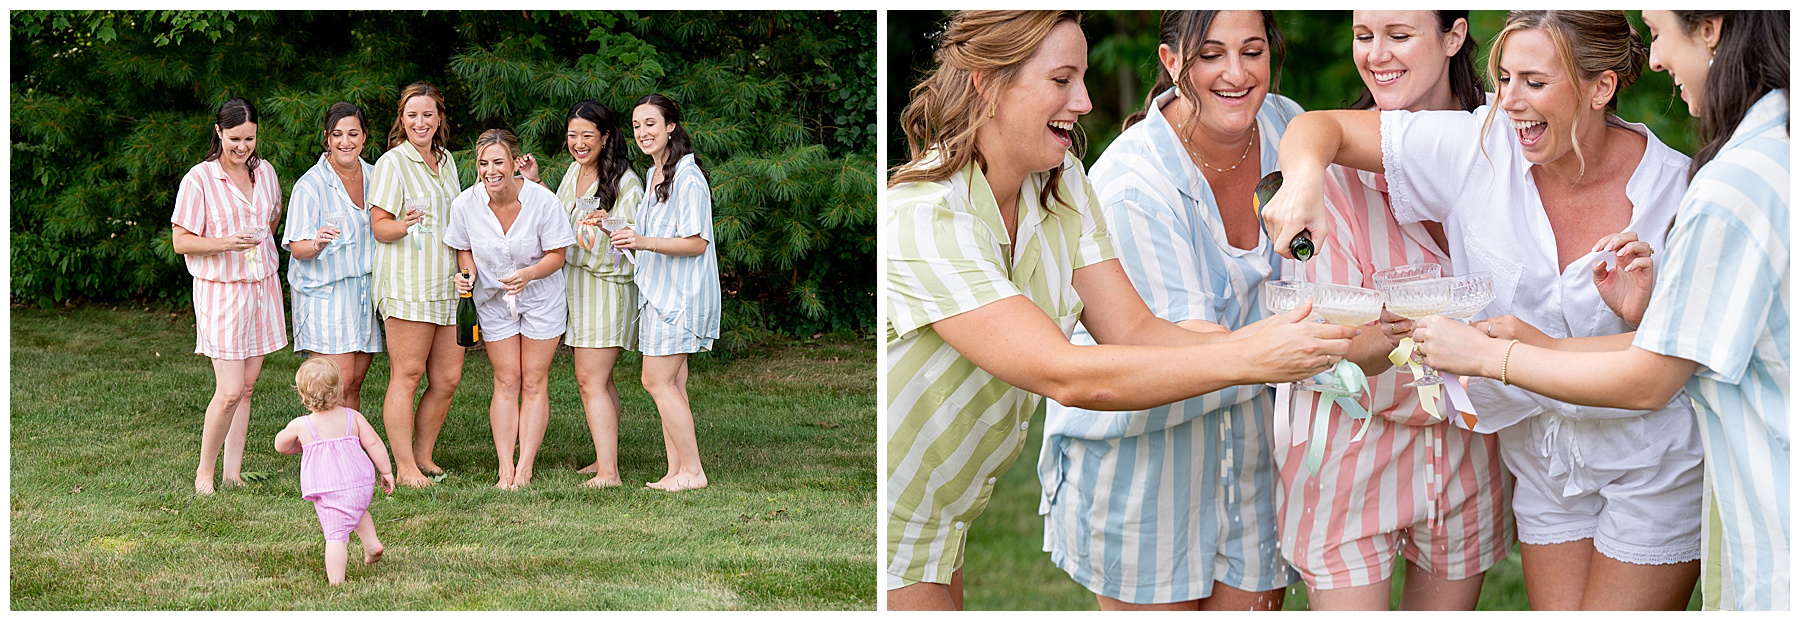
left=1500, top=339, right=1520, bottom=385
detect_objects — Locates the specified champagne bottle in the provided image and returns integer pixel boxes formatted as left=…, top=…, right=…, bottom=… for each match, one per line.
left=1252, top=171, right=1314, bottom=261
left=456, top=269, right=479, bottom=347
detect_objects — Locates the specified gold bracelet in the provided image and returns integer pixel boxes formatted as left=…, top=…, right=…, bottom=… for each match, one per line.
left=1500, top=339, right=1520, bottom=385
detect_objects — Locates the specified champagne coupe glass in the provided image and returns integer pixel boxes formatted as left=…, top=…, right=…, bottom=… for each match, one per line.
left=1380, top=276, right=1453, bottom=386
left=600, top=214, right=629, bottom=262
left=1300, top=282, right=1383, bottom=396
left=1261, top=280, right=1313, bottom=389
left=405, top=196, right=431, bottom=249
left=574, top=196, right=603, bottom=251
left=321, top=208, right=348, bottom=255
left=1371, top=263, right=1441, bottom=289
left=241, top=224, right=269, bottom=270
left=1442, top=272, right=1495, bottom=322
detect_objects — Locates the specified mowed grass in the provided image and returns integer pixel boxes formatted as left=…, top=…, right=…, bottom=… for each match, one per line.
left=9, top=304, right=875, bottom=610
left=962, top=414, right=1702, bottom=611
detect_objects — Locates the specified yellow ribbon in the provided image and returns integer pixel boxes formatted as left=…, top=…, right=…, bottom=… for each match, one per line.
left=1387, top=337, right=1443, bottom=420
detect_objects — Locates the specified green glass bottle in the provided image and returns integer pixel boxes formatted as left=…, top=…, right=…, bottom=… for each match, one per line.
left=1252, top=171, right=1314, bottom=261
left=456, top=269, right=479, bottom=347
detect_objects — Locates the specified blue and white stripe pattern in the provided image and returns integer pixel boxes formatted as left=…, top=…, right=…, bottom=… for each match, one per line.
left=283, top=154, right=382, bottom=354
left=1038, top=89, right=1302, bottom=603
left=634, top=153, right=721, bottom=353
left=1633, top=89, right=1789, bottom=611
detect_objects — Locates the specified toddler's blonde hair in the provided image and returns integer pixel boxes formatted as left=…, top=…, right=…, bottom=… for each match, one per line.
left=295, top=357, right=343, bottom=412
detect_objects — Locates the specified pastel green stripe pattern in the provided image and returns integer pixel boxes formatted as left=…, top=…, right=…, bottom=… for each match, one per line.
left=884, top=154, right=1114, bottom=584
left=557, top=163, right=644, bottom=349
left=369, top=144, right=462, bottom=311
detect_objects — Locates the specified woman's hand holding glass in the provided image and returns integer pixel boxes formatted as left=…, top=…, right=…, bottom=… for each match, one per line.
left=403, top=197, right=431, bottom=248
left=1241, top=301, right=1357, bottom=384
left=1411, top=315, right=1509, bottom=378
left=316, top=210, right=347, bottom=253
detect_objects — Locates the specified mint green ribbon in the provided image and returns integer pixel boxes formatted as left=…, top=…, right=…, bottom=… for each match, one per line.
left=1303, top=359, right=1371, bottom=475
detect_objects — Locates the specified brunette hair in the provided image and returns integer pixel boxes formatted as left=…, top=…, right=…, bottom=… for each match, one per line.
left=567, top=100, right=632, bottom=209
left=205, top=97, right=261, bottom=173
left=1481, top=11, right=1649, bottom=178
left=889, top=11, right=1084, bottom=209
left=386, top=81, right=450, bottom=154
left=1125, top=10, right=1286, bottom=130
left=320, top=101, right=368, bottom=154
left=634, top=93, right=707, bottom=203
left=1672, top=11, right=1789, bottom=179
left=1349, top=11, right=1484, bottom=112
left=294, top=357, right=343, bottom=412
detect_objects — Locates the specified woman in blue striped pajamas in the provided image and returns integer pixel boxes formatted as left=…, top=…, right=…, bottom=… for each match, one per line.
left=1412, top=10, right=1789, bottom=610
left=610, top=93, right=720, bottom=492
left=284, top=102, right=382, bottom=411
left=1041, top=11, right=1302, bottom=611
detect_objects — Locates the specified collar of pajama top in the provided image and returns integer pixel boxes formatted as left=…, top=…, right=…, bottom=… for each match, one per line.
left=556, top=161, right=643, bottom=277
left=1380, top=106, right=1695, bottom=432
left=1044, top=87, right=1297, bottom=442
left=444, top=181, right=577, bottom=309
left=285, top=154, right=376, bottom=294
left=634, top=153, right=721, bottom=338
left=1631, top=89, right=1790, bottom=611
left=174, top=159, right=283, bottom=283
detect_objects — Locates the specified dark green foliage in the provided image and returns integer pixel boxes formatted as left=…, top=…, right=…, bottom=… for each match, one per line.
left=11, top=10, right=875, bottom=346
left=888, top=11, right=1696, bottom=172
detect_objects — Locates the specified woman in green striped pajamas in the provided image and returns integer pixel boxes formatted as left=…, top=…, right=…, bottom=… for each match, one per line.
left=368, top=81, right=465, bottom=488
left=525, top=100, right=646, bottom=488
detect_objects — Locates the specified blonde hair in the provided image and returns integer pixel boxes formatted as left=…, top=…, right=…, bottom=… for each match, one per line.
left=890, top=11, right=1083, bottom=209
left=1481, top=11, right=1649, bottom=178
left=295, top=357, right=343, bottom=412
left=474, top=128, right=520, bottom=161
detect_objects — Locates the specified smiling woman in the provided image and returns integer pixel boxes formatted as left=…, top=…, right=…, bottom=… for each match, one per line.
left=883, top=10, right=1357, bottom=611
left=367, top=81, right=466, bottom=489
left=1258, top=10, right=1706, bottom=611
left=168, top=97, right=290, bottom=496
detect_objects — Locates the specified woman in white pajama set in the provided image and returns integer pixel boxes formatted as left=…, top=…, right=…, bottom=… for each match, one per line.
left=285, top=102, right=382, bottom=411
left=446, top=129, right=576, bottom=490
left=1260, top=10, right=1705, bottom=610
left=1413, top=10, right=1791, bottom=611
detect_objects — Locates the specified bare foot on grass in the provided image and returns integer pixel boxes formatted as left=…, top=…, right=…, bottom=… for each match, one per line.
left=666, top=472, right=708, bottom=491
left=364, top=543, right=384, bottom=565
left=397, top=468, right=434, bottom=489
left=582, top=474, right=623, bottom=489
left=514, top=465, right=533, bottom=488
left=646, top=472, right=676, bottom=490
left=576, top=462, right=599, bottom=474
left=195, top=474, right=215, bottom=496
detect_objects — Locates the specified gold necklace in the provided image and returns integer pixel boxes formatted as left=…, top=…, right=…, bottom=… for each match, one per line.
left=1176, top=116, right=1257, bottom=173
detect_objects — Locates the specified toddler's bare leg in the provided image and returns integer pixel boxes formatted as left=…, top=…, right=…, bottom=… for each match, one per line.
left=325, top=541, right=348, bottom=585
left=354, top=511, right=383, bottom=564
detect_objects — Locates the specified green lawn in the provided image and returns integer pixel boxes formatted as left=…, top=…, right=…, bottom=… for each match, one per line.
left=9, top=304, right=876, bottom=610
left=961, top=409, right=1702, bottom=611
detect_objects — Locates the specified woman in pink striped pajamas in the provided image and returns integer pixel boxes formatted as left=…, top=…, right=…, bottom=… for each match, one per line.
left=170, top=98, right=289, bottom=495
left=275, top=357, right=396, bottom=585
left=1272, top=11, right=1512, bottom=610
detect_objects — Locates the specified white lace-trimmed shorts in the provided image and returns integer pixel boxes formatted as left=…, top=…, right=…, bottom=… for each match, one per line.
left=1498, top=406, right=1705, bottom=565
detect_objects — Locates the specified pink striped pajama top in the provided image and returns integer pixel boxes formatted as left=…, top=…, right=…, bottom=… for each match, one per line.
left=1271, top=164, right=1513, bottom=589
left=170, top=159, right=289, bottom=360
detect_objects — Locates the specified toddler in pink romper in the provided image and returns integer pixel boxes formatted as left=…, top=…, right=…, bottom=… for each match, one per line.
left=276, top=357, right=395, bottom=584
